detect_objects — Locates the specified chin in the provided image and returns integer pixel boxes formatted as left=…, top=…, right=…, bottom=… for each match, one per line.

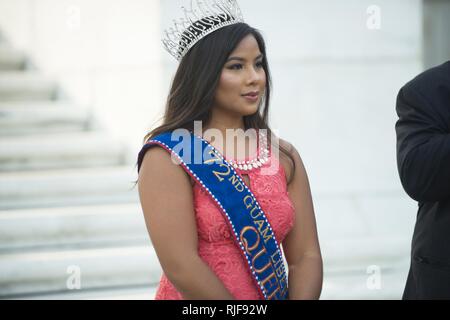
left=239, top=105, right=259, bottom=116
left=243, top=110, right=258, bottom=117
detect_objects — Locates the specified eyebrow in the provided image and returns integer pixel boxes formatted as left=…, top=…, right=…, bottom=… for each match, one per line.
left=226, top=54, right=264, bottom=63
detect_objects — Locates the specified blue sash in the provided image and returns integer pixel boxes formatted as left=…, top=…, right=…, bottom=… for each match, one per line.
left=141, top=131, right=289, bottom=300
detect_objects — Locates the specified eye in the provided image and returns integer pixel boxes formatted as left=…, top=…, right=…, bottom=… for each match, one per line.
left=256, top=61, right=264, bottom=68
left=229, top=64, right=243, bottom=70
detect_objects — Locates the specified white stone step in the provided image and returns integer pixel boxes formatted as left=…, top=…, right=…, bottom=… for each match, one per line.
left=14, top=271, right=405, bottom=300
left=0, top=46, right=26, bottom=71
left=319, top=236, right=410, bottom=299
left=0, top=245, right=162, bottom=298
left=7, top=270, right=406, bottom=300
left=14, top=285, right=158, bottom=300
left=0, top=237, right=407, bottom=299
left=0, top=101, right=95, bottom=136
left=0, top=71, right=57, bottom=101
left=321, top=263, right=408, bottom=299
left=320, top=236, right=411, bottom=271
left=0, top=131, right=127, bottom=172
left=0, top=236, right=409, bottom=299
left=0, top=166, right=139, bottom=210
left=0, top=218, right=410, bottom=299
left=0, top=203, right=148, bottom=252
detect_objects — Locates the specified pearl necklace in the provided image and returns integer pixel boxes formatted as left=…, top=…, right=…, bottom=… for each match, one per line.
left=226, top=132, right=270, bottom=172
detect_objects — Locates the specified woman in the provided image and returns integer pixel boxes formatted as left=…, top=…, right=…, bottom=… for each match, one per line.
left=136, top=0, right=322, bottom=300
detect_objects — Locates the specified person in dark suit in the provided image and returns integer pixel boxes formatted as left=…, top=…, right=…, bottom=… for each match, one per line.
left=396, top=61, right=450, bottom=299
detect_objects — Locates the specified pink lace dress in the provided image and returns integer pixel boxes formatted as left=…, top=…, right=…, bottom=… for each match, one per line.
left=154, top=144, right=296, bottom=300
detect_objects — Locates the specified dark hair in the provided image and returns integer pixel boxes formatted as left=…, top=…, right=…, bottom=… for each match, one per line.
left=132, top=22, right=295, bottom=187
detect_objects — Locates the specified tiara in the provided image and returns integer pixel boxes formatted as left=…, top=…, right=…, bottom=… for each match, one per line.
left=162, top=0, right=245, bottom=61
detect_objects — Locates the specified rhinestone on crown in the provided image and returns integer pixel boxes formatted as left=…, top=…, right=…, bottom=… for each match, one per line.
left=162, top=0, right=245, bottom=61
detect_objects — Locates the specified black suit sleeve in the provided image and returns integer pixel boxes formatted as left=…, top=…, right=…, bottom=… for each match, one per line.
left=395, top=81, right=450, bottom=202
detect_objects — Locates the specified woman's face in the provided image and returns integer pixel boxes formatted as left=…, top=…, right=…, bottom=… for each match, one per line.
left=213, top=34, right=267, bottom=118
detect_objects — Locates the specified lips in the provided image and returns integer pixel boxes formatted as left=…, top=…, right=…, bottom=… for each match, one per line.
left=242, top=91, right=259, bottom=97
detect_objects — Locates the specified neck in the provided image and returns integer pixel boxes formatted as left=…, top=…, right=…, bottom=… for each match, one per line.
left=204, top=119, right=245, bottom=136
left=203, top=107, right=246, bottom=137
left=202, top=112, right=261, bottom=161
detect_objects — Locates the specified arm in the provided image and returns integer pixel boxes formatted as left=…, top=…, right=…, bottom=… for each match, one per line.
left=138, top=146, right=234, bottom=300
left=396, top=85, right=450, bottom=202
left=280, top=141, right=323, bottom=300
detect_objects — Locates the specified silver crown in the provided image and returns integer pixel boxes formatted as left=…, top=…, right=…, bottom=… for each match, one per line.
left=162, top=0, right=245, bottom=61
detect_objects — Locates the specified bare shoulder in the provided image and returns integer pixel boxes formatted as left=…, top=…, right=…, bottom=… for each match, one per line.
left=137, top=146, right=200, bottom=280
left=139, top=146, right=182, bottom=179
left=138, top=146, right=193, bottom=192
left=278, top=138, right=294, bottom=154
left=277, top=138, right=305, bottom=185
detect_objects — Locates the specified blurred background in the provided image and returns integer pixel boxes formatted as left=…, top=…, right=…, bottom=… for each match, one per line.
left=0, top=0, right=449, bottom=299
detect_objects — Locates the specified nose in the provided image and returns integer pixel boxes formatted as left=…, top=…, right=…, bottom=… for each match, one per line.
left=246, top=65, right=263, bottom=85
